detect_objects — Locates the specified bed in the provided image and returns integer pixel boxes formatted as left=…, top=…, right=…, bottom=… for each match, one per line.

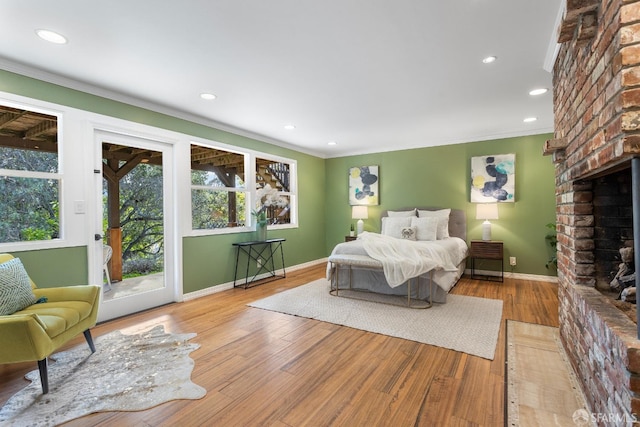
left=326, top=208, right=468, bottom=304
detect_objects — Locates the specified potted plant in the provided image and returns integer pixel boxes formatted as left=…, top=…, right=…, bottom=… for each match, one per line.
left=545, top=222, right=558, bottom=269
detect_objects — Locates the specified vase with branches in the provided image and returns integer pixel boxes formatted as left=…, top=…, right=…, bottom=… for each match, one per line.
left=252, top=184, right=287, bottom=240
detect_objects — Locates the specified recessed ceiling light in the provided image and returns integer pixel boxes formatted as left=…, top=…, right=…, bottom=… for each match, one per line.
left=36, top=29, right=67, bottom=44
left=328, top=141, right=337, bottom=146
left=529, top=88, right=548, bottom=96
left=523, top=117, right=538, bottom=123
left=482, top=56, right=497, bottom=64
left=200, top=93, right=216, bottom=100
left=284, top=124, right=296, bottom=130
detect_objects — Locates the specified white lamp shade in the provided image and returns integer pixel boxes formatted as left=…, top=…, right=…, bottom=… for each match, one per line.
left=352, top=206, right=368, bottom=236
left=476, top=203, right=499, bottom=220
left=352, top=206, right=369, bottom=219
left=476, top=204, right=498, bottom=241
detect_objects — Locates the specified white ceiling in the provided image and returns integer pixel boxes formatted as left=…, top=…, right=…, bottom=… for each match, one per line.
left=0, top=1, right=561, bottom=158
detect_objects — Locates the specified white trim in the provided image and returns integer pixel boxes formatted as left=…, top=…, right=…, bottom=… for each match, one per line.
left=505, top=271, right=558, bottom=283
left=544, top=2, right=565, bottom=73
left=324, top=126, right=555, bottom=159
left=184, top=260, right=557, bottom=302
left=91, top=127, right=180, bottom=322
left=182, top=258, right=327, bottom=301
left=465, top=268, right=558, bottom=283
left=186, top=140, right=299, bottom=236
left=0, top=168, right=61, bottom=179
left=1, top=58, right=555, bottom=160
left=0, top=94, right=80, bottom=251
left=0, top=58, right=327, bottom=159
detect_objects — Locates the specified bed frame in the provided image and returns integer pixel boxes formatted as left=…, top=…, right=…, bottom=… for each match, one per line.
left=327, top=207, right=467, bottom=306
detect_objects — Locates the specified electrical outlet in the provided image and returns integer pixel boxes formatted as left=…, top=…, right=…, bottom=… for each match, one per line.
left=257, top=259, right=262, bottom=268
left=510, top=256, right=517, bottom=266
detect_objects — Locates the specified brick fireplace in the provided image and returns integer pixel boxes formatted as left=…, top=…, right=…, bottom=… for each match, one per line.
left=547, top=0, right=640, bottom=420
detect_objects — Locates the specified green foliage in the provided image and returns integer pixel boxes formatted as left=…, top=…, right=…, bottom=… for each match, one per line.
left=191, top=170, right=246, bottom=229
left=545, top=222, right=558, bottom=269
left=0, top=148, right=59, bottom=243
left=106, top=163, right=165, bottom=268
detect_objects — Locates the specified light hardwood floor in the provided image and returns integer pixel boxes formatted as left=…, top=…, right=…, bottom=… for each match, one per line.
left=0, top=264, right=559, bottom=426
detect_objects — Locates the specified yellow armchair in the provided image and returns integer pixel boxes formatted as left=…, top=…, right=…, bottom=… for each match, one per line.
left=0, top=253, right=100, bottom=394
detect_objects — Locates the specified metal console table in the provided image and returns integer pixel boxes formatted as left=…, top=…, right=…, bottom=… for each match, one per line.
left=232, top=238, right=286, bottom=288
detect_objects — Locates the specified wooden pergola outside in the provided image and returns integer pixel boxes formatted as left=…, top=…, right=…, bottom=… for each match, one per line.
left=0, top=106, right=290, bottom=281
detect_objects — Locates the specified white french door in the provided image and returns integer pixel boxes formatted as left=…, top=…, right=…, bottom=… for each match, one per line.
left=92, top=130, right=177, bottom=322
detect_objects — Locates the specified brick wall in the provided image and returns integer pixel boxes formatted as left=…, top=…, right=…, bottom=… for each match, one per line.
left=553, top=0, right=640, bottom=420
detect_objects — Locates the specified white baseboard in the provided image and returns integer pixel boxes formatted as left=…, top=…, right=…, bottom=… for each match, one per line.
left=505, top=271, right=558, bottom=282
left=183, top=258, right=328, bottom=301
left=465, top=268, right=558, bottom=283
left=183, top=260, right=557, bottom=301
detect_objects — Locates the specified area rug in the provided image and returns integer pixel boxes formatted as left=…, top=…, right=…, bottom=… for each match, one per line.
left=248, top=279, right=503, bottom=360
left=0, top=325, right=206, bottom=427
left=506, top=320, right=589, bottom=426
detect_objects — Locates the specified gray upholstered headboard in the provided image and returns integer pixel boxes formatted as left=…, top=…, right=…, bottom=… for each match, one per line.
left=381, top=207, right=467, bottom=241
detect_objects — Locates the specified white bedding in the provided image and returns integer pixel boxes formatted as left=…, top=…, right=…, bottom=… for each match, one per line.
left=359, top=232, right=464, bottom=287
left=326, top=232, right=468, bottom=296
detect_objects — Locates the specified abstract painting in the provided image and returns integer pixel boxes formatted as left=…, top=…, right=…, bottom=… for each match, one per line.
left=349, top=165, right=379, bottom=205
left=471, top=154, right=515, bottom=203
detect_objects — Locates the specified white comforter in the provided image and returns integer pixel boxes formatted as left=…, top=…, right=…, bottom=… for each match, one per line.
left=327, top=232, right=469, bottom=288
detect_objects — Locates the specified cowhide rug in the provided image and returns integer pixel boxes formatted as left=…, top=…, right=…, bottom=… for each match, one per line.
left=0, top=325, right=206, bottom=426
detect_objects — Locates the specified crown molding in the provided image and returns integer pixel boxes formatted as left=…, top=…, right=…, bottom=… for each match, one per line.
left=0, top=57, right=328, bottom=159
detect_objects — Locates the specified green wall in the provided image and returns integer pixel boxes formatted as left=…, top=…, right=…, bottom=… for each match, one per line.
left=0, top=70, right=327, bottom=290
left=12, top=247, right=88, bottom=288
left=183, top=153, right=326, bottom=293
left=0, top=69, right=556, bottom=290
left=325, top=134, right=557, bottom=276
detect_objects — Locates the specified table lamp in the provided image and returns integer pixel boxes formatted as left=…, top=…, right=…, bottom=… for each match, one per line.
left=476, top=203, right=499, bottom=241
left=352, top=206, right=368, bottom=236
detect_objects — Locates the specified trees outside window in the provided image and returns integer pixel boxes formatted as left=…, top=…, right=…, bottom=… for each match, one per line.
left=190, top=145, right=247, bottom=230
left=0, top=107, right=60, bottom=243
left=190, top=145, right=296, bottom=232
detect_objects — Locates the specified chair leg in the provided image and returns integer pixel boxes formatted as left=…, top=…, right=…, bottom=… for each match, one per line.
left=103, top=265, right=112, bottom=292
left=38, top=359, right=49, bottom=394
left=83, top=329, right=96, bottom=353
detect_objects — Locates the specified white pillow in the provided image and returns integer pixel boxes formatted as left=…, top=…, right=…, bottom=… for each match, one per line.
left=387, top=209, right=416, bottom=218
left=411, top=217, right=438, bottom=241
left=400, top=226, right=417, bottom=240
left=381, top=217, right=412, bottom=239
left=0, top=258, right=36, bottom=316
left=417, top=209, right=451, bottom=239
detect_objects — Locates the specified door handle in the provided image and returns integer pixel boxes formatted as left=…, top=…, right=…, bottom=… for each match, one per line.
left=94, top=234, right=103, bottom=241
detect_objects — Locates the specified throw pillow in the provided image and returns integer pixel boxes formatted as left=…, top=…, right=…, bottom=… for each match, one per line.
left=417, top=209, right=451, bottom=239
left=411, top=217, right=438, bottom=241
left=381, top=217, right=412, bottom=239
left=0, top=258, right=37, bottom=316
left=387, top=209, right=417, bottom=217
left=400, top=226, right=417, bottom=240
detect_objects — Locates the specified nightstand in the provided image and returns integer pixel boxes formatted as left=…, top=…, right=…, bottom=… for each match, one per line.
left=470, top=240, right=504, bottom=282
left=345, top=235, right=357, bottom=242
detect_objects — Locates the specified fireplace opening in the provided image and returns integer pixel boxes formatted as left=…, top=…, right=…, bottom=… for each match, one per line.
left=591, top=168, right=636, bottom=321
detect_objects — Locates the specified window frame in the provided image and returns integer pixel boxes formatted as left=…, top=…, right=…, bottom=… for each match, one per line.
left=187, top=139, right=298, bottom=236
left=189, top=142, right=249, bottom=233
left=0, top=98, right=66, bottom=250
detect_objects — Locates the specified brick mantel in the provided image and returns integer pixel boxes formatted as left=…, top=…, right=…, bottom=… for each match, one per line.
left=553, top=0, right=640, bottom=420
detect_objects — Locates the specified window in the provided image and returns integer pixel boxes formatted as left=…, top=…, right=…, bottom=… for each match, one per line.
left=190, top=144, right=247, bottom=230
left=0, top=106, right=60, bottom=243
left=189, top=143, right=297, bottom=233
left=255, top=157, right=293, bottom=225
